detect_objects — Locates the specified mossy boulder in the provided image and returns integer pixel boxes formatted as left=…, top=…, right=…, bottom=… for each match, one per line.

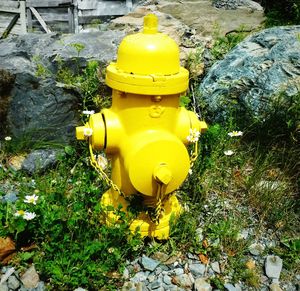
left=199, top=26, right=300, bottom=126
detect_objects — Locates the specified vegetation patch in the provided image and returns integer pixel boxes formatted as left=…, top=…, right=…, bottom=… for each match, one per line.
left=0, top=17, right=299, bottom=290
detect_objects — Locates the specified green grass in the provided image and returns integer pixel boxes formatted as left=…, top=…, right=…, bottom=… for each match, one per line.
left=0, top=149, right=144, bottom=290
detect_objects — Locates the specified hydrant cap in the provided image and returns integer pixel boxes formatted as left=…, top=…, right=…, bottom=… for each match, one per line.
left=106, top=14, right=189, bottom=95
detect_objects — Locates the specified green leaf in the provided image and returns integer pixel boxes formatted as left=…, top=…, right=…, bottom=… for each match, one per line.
left=20, top=251, right=35, bottom=261
left=64, top=146, right=75, bottom=156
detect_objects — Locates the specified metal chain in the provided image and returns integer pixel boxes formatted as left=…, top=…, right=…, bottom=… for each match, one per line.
left=189, top=138, right=199, bottom=169
left=89, top=143, right=124, bottom=197
left=153, top=183, right=163, bottom=225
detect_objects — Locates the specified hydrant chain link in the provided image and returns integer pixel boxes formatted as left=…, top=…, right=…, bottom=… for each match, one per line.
left=89, top=143, right=124, bottom=197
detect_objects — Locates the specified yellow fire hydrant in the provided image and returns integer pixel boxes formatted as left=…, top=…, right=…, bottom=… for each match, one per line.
left=76, top=14, right=207, bottom=239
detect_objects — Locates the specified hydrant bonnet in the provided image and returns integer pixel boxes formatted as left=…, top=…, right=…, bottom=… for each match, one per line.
left=106, top=14, right=189, bottom=95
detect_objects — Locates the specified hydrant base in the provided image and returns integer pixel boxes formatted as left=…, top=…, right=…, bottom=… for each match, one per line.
left=101, top=189, right=182, bottom=239
left=130, top=194, right=182, bottom=240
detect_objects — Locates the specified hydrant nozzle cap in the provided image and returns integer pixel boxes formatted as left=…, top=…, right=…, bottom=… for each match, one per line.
left=154, top=164, right=172, bottom=185
left=143, top=14, right=158, bottom=34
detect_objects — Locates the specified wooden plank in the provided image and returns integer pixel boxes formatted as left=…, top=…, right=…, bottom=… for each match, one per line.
left=0, top=12, right=23, bottom=35
left=68, top=7, right=74, bottom=32
left=0, top=1, right=19, bottom=9
left=26, top=0, right=72, bottom=7
left=78, top=0, right=97, bottom=10
left=73, top=0, right=79, bottom=33
left=0, top=7, right=20, bottom=13
left=27, top=8, right=33, bottom=30
left=79, top=1, right=131, bottom=17
left=19, top=0, right=27, bottom=33
left=0, top=13, right=19, bottom=39
left=34, top=13, right=69, bottom=22
left=29, top=7, right=52, bottom=33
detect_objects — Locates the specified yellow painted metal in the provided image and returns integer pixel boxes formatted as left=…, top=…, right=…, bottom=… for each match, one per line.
left=106, top=14, right=189, bottom=95
left=75, top=14, right=208, bottom=239
left=129, top=194, right=182, bottom=240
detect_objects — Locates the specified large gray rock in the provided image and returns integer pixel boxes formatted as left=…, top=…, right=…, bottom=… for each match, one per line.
left=199, top=26, right=300, bottom=124
left=0, top=31, right=124, bottom=145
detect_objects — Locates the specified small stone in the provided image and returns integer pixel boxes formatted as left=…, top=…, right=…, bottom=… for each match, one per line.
left=0, top=283, right=8, bottom=291
left=152, top=252, right=169, bottom=262
left=266, top=240, right=277, bottom=248
left=269, top=282, right=283, bottom=291
left=184, top=263, right=189, bottom=272
left=207, top=267, right=215, bottom=276
left=35, top=282, right=45, bottom=291
left=211, top=238, right=220, bottom=247
left=135, top=282, right=145, bottom=291
left=155, top=267, right=163, bottom=275
left=0, top=267, right=15, bottom=284
left=20, top=265, right=39, bottom=288
left=224, top=283, right=239, bottom=291
left=194, top=277, right=212, bottom=291
left=163, top=274, right=172, bottom=285
left=174, top=274, right=193, bottom=289
left=121, top=281, right=135, bottom=291
left=187, top=253, right=198, bottom=260
left=141, top=255, right=160, bottom=272
left=260, top=275, right=269, bottom=284
left=7, top=275, right=20, bottom=289
left=189, top=263, right=206, bottom=277
left=131, top=271, right=149, bottom=283
left=164, top=256, right=179, bottom=265
left=188, top=272, right=195, bottom=284
left=2, top=191, right=18, bottom=203
left=249, top=243, right=265, bottom=256
left=237, top=229, right=249, bottom=240
left=265, top=256, right=283, bottom=280
left=173, top=268, right=184, bottom=276
left=160, top=265, right=169, bottom=271
left=147, top=274, right=156, bottom=283
left=73, top=288, right=87, bottom=291
left=211, top=261, right=221, bottom=274
left=123, top=267, right=129, bottom=279
left=8, top=155, right=26, bottom=171
left=150, top=278, right=162, bottom=289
